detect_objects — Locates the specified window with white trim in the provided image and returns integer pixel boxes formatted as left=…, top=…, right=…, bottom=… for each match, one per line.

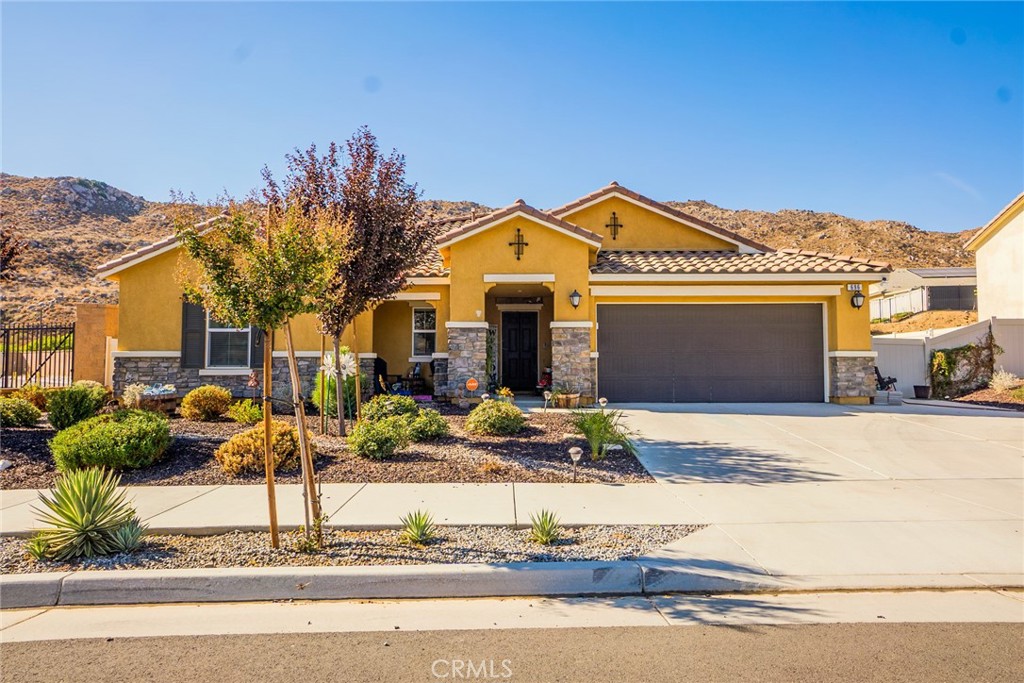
left=207, top=312, right=250, bottom=367
left=412, top=308, right=436, bottom=357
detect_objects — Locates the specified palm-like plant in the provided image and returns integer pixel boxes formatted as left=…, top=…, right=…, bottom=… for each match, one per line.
left=399, top=509, right=436, bottom=545
left=570, top=408, right=636, bottom=461
left=31, top=468, right=140, bottom=561
left=529, top=509, right=562, bottom=545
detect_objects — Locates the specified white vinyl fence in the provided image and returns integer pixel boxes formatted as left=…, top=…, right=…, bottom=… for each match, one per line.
left=872, top=318, right=1024, bottom=396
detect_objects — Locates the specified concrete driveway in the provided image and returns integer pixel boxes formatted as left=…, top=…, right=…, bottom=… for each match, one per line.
left=622, top=403, right=1024, bottom=591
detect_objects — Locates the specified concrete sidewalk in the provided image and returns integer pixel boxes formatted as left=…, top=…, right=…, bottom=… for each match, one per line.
left=0, top=482, right=697, bottom=536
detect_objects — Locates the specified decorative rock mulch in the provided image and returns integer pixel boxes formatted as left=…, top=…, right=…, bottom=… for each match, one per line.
left=0, top=524, right=702, bottom=574
left=0, top=406, right=652, bottom=489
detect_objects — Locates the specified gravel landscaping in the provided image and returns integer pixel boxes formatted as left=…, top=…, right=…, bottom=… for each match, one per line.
left=952, top=387, right=1024, bottom=412
left=0, top=406, right=652, bottom=489
left=0, top=524, right=702, bottom=574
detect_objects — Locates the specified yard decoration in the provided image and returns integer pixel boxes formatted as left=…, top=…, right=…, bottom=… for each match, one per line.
left=172, top=178, right=340, bottom=549
left=293, top=128, right=431, bottom=434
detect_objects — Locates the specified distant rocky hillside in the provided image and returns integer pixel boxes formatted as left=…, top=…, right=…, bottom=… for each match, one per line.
left=668, top=200, right=975, bottom=270
left=1, top=173, right=976, bottom=324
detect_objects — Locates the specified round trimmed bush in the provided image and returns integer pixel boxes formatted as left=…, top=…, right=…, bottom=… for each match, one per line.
left=465, top=400, right=525, bottom=436
left=0, top=397, right=42, bottom=427
left=180, top=385, right=233, bottom=421
left=347, top=416, right=410, bottom=460
left=407, top=408, right=450, bottom=442
left=214, top=420, right=305, bottom=475
left=50, top=409, right=171, bottom=472
left=362, top=394, right=418, bottom=422
left=73, top=380, right=112, bottom=406
left=47, top=385, right=105, bottom=431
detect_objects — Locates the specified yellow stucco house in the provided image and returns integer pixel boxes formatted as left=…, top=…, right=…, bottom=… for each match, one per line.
left=97, top=183, right=889, bottom=404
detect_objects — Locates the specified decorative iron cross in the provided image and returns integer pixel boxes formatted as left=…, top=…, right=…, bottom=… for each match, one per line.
left=508, top=228, right=529, bottom=260
left=605, top=212, right=623, bottom=240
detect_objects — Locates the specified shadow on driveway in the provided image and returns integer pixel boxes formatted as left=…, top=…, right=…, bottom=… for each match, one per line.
left=635, top=439, right=839, bottom=485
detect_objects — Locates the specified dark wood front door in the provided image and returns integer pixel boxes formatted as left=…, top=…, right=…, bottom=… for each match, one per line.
left=501, top=312, right=538, bottom=390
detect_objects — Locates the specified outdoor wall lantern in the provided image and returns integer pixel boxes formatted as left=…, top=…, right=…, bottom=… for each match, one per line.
left=569, top=289, right=582, bottom=309
left=848, top=284, right=865, bottom=310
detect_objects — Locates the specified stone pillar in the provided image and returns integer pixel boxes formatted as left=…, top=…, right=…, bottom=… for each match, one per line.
left=358, top=354, right=378, bottom=399
left=445, top=323, right=488, bottom=398
left=431, top=353, right=449, bottom=399
left=828, top=355, right=876, bottom=404
left=551, top=323, right=593, bottom=398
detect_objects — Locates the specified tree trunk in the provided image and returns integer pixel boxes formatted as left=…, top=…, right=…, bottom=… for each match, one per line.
left=262, top=329, right=279, bottom=549
left=283, top=321, right=322, bottom=541
left=333, top=336, right=346, bottom=436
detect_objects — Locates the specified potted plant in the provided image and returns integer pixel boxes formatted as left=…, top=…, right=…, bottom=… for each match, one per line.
left=913, top=385, right=931, bottom=399
left=551, top=384, right=580, bottom=409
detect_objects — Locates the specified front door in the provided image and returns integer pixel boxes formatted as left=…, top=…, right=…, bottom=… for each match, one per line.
left=501, top=312, right=538, bottom=390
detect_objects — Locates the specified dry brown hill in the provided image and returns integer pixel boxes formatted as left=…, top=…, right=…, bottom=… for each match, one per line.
left=1, top=174, right=976, bottom=324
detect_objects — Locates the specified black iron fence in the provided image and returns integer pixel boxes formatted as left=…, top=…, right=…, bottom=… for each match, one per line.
left=0, top=324, right=75, bottom=389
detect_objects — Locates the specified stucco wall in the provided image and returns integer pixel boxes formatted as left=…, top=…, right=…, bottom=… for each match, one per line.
left=446, top=215, right=594, bottom=323
left=976, top=209, right=1024, bottom=319
left=560, top=196, right=737, bottom=251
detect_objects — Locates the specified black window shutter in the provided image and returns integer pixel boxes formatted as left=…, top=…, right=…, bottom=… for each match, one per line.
left=250, top=328, right=265, bottom=369
left=180, top=301, right=206, bottom=368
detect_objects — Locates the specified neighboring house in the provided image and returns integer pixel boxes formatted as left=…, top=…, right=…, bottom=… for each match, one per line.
left=965, top=192, right=1024, bottom=320
left=868, top=268, right=977, bottom=320
left=96, top=183, right=890, bottom=404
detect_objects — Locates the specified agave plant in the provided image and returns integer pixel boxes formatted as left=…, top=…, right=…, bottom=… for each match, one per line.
left=529, top=509, right=562, bottom=546
left=31, top=468, right=139, bottom=561
left=110, top=517, right=148, bottom=554
left=399, top=509, right=436, bottom=545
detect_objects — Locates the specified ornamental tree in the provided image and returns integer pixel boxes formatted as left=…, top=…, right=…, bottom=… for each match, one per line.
left=284, top=128, right=431, bottom=434
left=172, top=190, right=340, bottom=547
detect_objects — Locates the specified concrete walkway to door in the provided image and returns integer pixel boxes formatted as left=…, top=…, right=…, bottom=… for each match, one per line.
left=621, top=402, right=1024, bottom=593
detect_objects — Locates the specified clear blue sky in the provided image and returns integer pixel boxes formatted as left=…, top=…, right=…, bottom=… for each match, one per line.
left=3, top=2, right=1021, bottom=232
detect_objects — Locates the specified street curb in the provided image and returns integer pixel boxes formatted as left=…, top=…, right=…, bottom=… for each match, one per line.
left=4, top=564, right=1021, bottom=610
left=2, top=561, right=645, bottom=608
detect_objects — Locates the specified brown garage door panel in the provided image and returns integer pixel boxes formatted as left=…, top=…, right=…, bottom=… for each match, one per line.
left=598, top=304, right=824, bottom=403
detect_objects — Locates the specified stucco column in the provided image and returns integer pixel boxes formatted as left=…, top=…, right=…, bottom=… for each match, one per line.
left=550, top=322, right=594, bottom=398
left=828, top=353, right=877, bottom=404
left=445, top=323, right=488, bottom=398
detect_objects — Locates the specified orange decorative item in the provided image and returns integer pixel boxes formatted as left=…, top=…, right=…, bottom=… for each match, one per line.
left=465, top=378, right=479, bottom=392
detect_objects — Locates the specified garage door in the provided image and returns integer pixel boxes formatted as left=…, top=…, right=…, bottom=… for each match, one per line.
left=597, top=304, right=824, bottom=402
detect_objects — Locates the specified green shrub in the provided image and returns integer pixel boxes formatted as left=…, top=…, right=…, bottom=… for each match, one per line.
left=13, top=383, right=50, bottom=410
left=570, top=408, right=636, bottom=461
left=227, top=399, right=263, bottom=424
left=529, top=509, right=562, bottom=545
left=347, top=415, right=409, bottom=460
left=310, top=370, right=363, bottom=419
left=399, top=509, right=436, bottom=545
left=28, top=468, right=147, bottom=561
left=407, top=408, right=450, bottom=442
left=50, top=410, right=171, bottom=472
left=47, top=385, right=104, bottom=430
left=73, top=379, right=111, bottom=404
left=0, top=397, right=42, bottom=427
left=362, top=394, right=419, bottom=422
left=180, top=385, right=233, bottom=421
left=120, top=383, right=149, bottom=409
left=465, top=399, right=525, bottom=436
left=1012, top=386, right=1024, bottom=401
left=214, top=419, right=305, bottom=475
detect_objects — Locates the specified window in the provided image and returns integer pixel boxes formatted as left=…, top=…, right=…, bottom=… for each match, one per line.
left=412, top=308, right=436, bottom=357
left=207, top=313, right=250, bottom=367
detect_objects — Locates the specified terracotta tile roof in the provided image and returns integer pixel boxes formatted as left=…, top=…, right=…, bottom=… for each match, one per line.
left=95, top=215, right=225, bottom=277
left=436, top=200, right=603, bottom=246
left=548, top=181, right=770, bottom=252
left=592, top=249, right=892, bottom=275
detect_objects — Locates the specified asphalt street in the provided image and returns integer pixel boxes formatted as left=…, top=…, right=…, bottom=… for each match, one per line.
left=3, top=622, right=1022, bottom=683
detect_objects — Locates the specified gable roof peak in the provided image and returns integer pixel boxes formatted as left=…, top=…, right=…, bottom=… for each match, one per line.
left=514, top=198, right=526, bottom=205
left=608, top=180, right=619, bottom=186
left=436, top=199, right=603, bottom=247
left=548, top=183, right=770, bottom=253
